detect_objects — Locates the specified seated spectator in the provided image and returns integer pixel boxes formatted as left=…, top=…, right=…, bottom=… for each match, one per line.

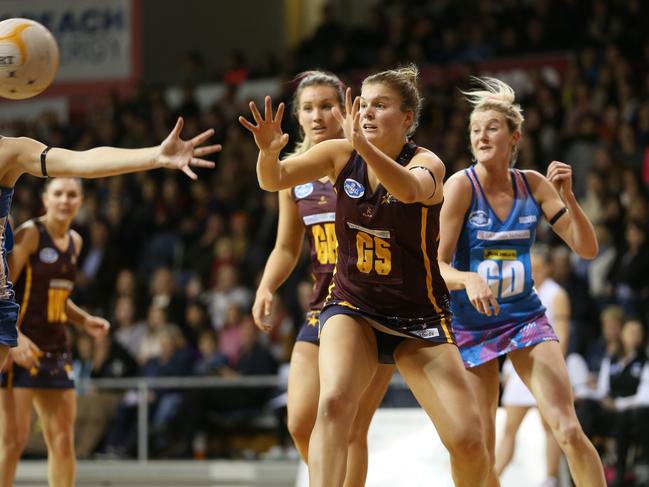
left=609, top=220, right=649, bottom=319
left=193, top=329, right=229, bottom=376
left=137, top=303, right=173, bottom=365
left=113, top=295, right=147, bottom=360
left=104, top=325, right=195, bottom=457
left=586, top=305, right=625, bottom=373
left=218, top=304, right=244, bottom=367
left=182, top=300, right=212, bottom=349
left=203, top=264, right=252, bottom=329
left=578, top=319, right=649, bottom=486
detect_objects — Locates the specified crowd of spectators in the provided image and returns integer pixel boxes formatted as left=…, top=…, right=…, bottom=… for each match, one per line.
left=5, top=0, right=649, bottom=468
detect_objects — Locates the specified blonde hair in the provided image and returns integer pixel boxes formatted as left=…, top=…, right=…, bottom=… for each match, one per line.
left=462, top=77, right=524, bottom=164
left=462, top=76, right=524, bottom=133
left=363, top=64, right=422, bottom=136
left=288, top=70, right=344, bottom=157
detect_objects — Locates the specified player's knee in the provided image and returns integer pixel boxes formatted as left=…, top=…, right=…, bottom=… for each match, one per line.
left=287, top=415, right=311, bottom=448
left=51, top=430, right=75, bottom=458
left=446, top=428, right=486, bottom=462
left=319, top=390, right=357, bottom=423
left=554, top=417, right=585, bottom=451
left=0, top=433, right=26, bottom=459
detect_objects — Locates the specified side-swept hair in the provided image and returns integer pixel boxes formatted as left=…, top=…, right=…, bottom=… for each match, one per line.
left=287, top=70, right=344, bottom=157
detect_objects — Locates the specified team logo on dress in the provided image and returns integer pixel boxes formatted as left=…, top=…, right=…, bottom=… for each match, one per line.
left=468, top=210, right=491, bottom=227
left=344, top=178, right=365, bottom=199
left=294, top=183, right=314, bottom=199
left=381, top=193, right=397, bottom=205
left=362, top=207, right=374, bottom=218
left=39, top=247, right=58, bottom=264
left=519, top=215, right=537, bottom=224
left=318, top=195, right=328, bottom=205
left=411, top=328, right=440, bottom=339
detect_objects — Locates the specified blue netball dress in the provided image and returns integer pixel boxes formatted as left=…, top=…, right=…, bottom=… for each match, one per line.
left=0, top=186, right=19, bottom=348
left=451, top=167, right=557, bottom=368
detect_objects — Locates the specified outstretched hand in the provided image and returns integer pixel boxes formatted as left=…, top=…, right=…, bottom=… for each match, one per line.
left=239, top=96, right=289, bottom=155
left=158, top=117, right=221, bottom=180
left=332, top=87, right=366, bottom=149
left=546, top=161, right=574, bottom=199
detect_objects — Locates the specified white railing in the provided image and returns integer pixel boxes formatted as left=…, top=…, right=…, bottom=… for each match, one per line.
left=82, top=375, right=409, bottom=462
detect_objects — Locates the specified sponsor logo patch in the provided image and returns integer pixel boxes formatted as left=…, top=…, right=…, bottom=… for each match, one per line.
left=483, top=249, right=517, bottom=260
left=519, top=215, right=537, bottom=224
left=411, top=328, right=440, bottom=339
left=344, top=178, right=365, bottom=199
left=39, top=247, right=58, bottom=264
left=468, top=210, right=491, bottom=227
left=294, top=183, right=314, bottom=199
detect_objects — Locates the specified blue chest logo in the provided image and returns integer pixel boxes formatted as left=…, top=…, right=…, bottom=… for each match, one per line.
left=294, top=183, right=314, bottom=199
left=344, top=178, right=365, bottom=199
left=468, top=210, right=491, bottom=228
left=39, top=247, right=59, bottom=264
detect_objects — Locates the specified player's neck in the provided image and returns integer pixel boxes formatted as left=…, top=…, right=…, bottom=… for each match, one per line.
left=370, top=136, right=408, bottom=161
left=475, top=161, right=510, bottom=186
left=42, top=216, right=69, bottom=238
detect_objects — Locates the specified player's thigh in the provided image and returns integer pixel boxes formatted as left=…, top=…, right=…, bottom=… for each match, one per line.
left=287, top=341, right=320, bottom=427
left=33, top=388, right=77, bottom=438
left=395, top=341, right=482, bottom=445
left=318, top=314, right=378, bottom=404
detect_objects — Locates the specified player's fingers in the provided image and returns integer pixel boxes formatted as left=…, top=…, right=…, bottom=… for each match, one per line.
left=238, top=116, right=257, bottom=132
left=171, top=117, right=184, bottom=137
left=264, top=96, right=273, bottom=122
left=249, top=101, right=263, bottom=125
left=332, top=106, right=345, bottom=125
left=490, top=297, right=500, bottom=316
left=189, top=128, right=215, bottom=146
left=193, top=144, right=222, bottom=157
left=345, top=87, right=353, bottom=114
left=181, top=165, right=198, bottom=180
left=274, top=102, right=285, bottom=124
left=189, top=157, right=216, bottom=168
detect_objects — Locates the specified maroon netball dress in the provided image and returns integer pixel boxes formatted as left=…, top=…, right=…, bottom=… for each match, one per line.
left=320, top=142, right=454, bottom=363
left=1, top=220, right=77, bottom=388
left=292, top=179, right=337, bottom=344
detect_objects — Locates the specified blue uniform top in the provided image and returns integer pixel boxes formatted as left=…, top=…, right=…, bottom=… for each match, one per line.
left=451, top=167, right=545, bottom=331
left=0, top=186, right=14, bottom=301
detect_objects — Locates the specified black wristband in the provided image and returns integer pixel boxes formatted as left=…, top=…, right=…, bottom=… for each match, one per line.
left=549, top=206, right=568, bottom=225
left=40, top=146, right=52, bottom=177
left=409, top=165, right=437, bottom=199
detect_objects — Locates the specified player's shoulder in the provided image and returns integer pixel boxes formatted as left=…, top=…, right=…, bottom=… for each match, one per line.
left=70, top=229, right=83, bottom=255
left=445, top=168, right=473, bottom=191
left=13, top=219, right=40, bottom=251
left=519, top=169, right=546, bottom=188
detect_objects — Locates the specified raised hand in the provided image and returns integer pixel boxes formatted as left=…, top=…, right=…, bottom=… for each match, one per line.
left=158, top=117, right=220, bottom=180
left=239, top=96, right=289, bottom=155
left=332, top=87, right=365, bottom=148
left=464, top=273, right=500, bottom=317
left=252, top=288, right=273, bottom=332
left=546, top=161, right=574, bottom=199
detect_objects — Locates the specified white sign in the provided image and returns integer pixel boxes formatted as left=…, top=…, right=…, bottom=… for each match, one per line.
left=0, top=0, right=134, bottom=82
left=296, top=408, right=547, bottom=487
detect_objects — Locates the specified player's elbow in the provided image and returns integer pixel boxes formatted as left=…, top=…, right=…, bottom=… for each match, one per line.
left=398, top=187, right=419, bottom=204
left=576, top=241, right=599, bottom=260
left=257, top=177, right=279, bottom=192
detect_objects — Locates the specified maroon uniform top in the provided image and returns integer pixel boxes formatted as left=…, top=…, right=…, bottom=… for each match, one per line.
left=326, top=142, right=452, bottom=328
left=291, top=180, right=337, bottom=311
left=14, top=220, right=77, bottom=353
